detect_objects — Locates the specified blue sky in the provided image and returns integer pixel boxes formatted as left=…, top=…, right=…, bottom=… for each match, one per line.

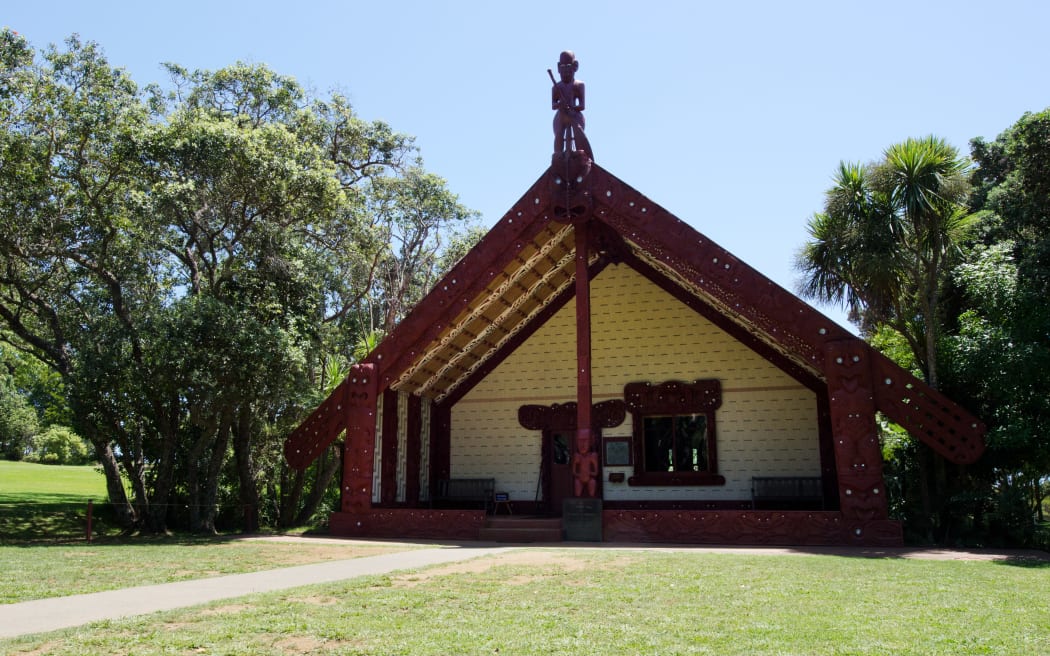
left=7, top=1, right=1050, bottom=332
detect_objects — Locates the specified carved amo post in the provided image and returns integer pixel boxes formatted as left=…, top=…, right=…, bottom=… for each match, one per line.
left=823, top=340, right=891, bottom=531
left=341, top=363, right=379, bottom=514
left=549, top=50, right=598, bottom=498
left=572, top=219, right=596, bottom=497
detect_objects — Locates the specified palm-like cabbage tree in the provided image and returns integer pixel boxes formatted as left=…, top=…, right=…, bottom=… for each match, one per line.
left=797, top=136, right=973, bottom=390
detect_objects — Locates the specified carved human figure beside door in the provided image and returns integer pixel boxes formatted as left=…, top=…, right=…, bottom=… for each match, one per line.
left=571, top=428, right=599, bottom=497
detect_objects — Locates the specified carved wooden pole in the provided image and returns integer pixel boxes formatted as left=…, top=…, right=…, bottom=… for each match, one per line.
left=574, top=219, right=593, bottom=495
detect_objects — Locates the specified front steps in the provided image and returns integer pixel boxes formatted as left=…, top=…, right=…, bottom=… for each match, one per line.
left=478, top=516, right=563, bottom=543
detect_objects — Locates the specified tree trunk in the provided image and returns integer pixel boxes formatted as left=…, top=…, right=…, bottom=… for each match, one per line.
left=200, top=420, right=231, bottom=533
left=279, top=462, right=306, bottom=528
left=916, top=443, right=934, bottom=543
left=186, top=419, right=218, bottom=533
left=123, top=445, right=152, bottom=531
left=146, top=407, right=180, bottom=534
left=294, top=442, right=342, bottom=526
left=1034, top=479, right=1045, bottom=523
left=92, top=439, right=137, bottom=529
left=233, top=405, right=260, bottom=533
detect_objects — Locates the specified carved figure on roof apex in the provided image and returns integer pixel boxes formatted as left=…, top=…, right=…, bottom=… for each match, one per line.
left=549, top=50, right=593, bottom=221
left=550, top=50, right=592, bottom=161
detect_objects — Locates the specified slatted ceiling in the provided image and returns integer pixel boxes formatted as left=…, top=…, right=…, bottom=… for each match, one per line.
left=389, top=222, right=580, bottom=398
left=395, top=211, right=821, bottom=401
left=539, top=249, right=566, bottom=272
left=448, top=339, right=473, bottom=361
left=435, top=257, right=586, bottom=398
left=481, top=304, right=506, bottom=324
left=513, top=274, right=537, bottom=297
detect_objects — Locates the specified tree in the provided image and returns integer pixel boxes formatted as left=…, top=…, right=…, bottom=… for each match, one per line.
left=797, top=137, right=976, bottom=542
left=0, top=358, right=38, bottom=460
left=943, top=109, right=1050, bottom=542
left=0, top=30, right=479, bottom=533
left=367, top=165, right=480, bottom=333
left=797, top=137, right=974, bottom=389
left=0, top=29, right=151, bottom=526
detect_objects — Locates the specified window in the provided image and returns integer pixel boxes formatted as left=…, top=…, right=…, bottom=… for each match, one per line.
left=642, top=414, right=708, bottom=473
left=625, top=380, right=725, bottom=486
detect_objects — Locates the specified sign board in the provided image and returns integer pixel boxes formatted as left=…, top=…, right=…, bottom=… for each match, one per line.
left=603, top=437, right=631, bottom=466
left=562, top=498, right=602, bottom=541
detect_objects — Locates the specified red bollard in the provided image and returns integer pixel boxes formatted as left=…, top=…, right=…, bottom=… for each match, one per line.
left=86, top=500, right=93, bottom=542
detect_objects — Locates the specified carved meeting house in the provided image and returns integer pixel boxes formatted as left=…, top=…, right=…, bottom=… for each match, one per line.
left=283, top=53, right=985, bottom=546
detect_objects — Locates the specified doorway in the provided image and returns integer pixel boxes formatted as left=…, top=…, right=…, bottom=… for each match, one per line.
left=543, top=429, right=602, bottom=516
left=548, top=430, right=575, bottom=515
left=519, top=400, right=624, bottom=516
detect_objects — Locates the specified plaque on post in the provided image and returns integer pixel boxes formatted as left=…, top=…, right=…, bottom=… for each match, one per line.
left=562, top=497, right=602, bottom=541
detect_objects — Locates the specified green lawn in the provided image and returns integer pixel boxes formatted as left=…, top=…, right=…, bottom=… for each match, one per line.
left=3, top=461, right=1048, bottom=654
left=1, top=549, right=1048, bottom=655
left=0, top=460, right=108, bottom=504
left=0, top=460, right=118, bottom=544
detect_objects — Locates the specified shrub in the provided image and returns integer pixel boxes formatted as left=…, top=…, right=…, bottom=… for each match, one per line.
left=0, top=387, right=38, bottom=460
left=26, top=426, right=93, bottom=465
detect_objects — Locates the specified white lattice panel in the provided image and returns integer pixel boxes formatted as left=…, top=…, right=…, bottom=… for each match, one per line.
left=371, top=394, right=384, bottom=504
left=396, top=391, right=408, bottom=503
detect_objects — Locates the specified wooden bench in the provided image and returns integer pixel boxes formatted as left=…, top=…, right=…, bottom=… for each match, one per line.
left=751, top=476, right=824, bottom=510
left=432, top=478, right=496, bottom=513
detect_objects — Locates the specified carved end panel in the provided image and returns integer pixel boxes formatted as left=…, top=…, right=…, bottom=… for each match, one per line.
left=870, top=350, right=986, bottom=464
left=341, top=364, right=379, bottom=513
left=284, top=378, right=349, bottom=470
left=824, top=340, right=889, bottom=520
left=838, top=473, right=891, bottom=521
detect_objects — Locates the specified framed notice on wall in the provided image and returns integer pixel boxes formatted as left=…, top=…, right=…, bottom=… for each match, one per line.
left=603, top=437, right=632, bottom=466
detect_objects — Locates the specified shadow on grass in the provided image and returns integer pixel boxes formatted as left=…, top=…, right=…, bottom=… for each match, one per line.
left=1, top=501, right=115, bottom=546
left=0, top=501, right=280, bottom=549
left=991, top=556, right=1050, bottom=568
left=767, top=545, right=1050, bottom=566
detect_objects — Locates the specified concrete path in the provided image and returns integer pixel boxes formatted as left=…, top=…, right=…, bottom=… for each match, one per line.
left=0, top=545, right=510, bottom=639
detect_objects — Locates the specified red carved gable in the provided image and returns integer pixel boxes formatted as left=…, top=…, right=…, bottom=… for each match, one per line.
left=283, top=163, right=985, bottom=470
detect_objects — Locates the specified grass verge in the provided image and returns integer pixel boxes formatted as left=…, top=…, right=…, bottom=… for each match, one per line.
left=0, top=537, right=423, bottom=604
left=2, top=549, right=1048, bottom=655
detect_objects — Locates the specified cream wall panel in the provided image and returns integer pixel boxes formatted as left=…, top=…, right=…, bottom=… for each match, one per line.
left=453, top=264, right=821, bottom=503
left=452, top=299, right=575, bottom=500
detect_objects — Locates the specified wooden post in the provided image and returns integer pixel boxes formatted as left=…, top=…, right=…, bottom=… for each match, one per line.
left=574, top=220, right=593, bottom=494
left=86, top=500, right=93, bottom=542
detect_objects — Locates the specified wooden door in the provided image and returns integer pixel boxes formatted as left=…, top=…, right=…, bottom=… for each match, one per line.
left=548, top=430, right=574, bottom=516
